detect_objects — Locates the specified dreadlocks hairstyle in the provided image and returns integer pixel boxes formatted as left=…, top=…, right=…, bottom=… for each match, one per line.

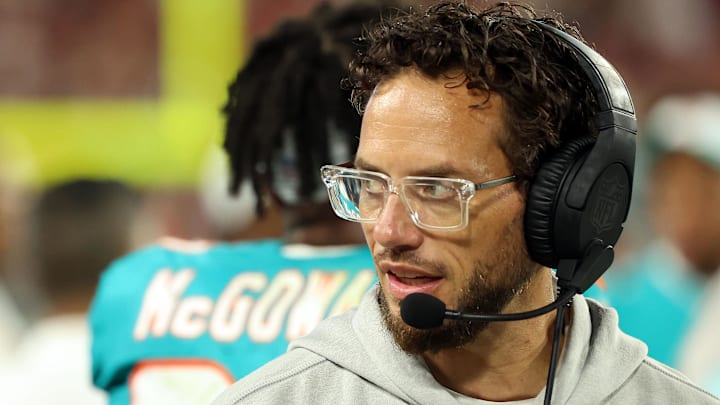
left=223, top=1, right=403, bottom=216
left=345, top=1, right=599, bottom=190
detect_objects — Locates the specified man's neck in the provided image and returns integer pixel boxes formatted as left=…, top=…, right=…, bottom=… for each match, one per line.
left=422, top=269, right=565, bottom=401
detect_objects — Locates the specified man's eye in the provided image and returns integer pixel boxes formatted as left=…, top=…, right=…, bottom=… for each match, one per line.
left=417, top=184, right=454, bottom=199
left=362, top=179, right=384, bottom=194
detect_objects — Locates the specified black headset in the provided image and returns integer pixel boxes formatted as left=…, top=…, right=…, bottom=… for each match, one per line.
left=524, top=21, right=637, bottom=294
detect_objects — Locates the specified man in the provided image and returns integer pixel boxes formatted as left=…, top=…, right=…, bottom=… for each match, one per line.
left=0, top=180, right=139, bottom=405
left=606, top=93, right=720, bottom=395
left=212, top=2, right=719, bottom=404
left=89, top=3, right=399, bottom=404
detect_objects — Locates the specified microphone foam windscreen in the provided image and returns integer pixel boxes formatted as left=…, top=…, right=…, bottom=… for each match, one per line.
left=400, top=293, right=446, bottom=329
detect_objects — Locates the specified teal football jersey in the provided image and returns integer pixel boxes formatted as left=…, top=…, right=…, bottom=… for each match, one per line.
left=89, top=238, right=376, bottom=404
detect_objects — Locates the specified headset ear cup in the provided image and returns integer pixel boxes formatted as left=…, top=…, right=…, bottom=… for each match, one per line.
left=525, top=137, right=596, bottom=267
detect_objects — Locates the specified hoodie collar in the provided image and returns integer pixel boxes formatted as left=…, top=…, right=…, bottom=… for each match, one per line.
left=291, top=286, right=648, bottom=404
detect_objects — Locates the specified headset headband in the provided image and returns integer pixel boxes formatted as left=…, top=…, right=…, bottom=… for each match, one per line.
left=532, top=20, right=637, bottom=210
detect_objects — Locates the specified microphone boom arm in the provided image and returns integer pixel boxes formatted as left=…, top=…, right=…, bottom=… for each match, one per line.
left=443, top=288, right=577, bottom=322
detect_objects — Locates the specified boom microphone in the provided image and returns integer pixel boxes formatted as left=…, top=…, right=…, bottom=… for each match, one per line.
left=400, top=289, right=576, bottom=329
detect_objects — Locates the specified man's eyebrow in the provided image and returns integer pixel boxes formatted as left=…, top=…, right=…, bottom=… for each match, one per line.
left=354, top=157, right=488, bottom=179
left=414, top=165, right=476, bottom=178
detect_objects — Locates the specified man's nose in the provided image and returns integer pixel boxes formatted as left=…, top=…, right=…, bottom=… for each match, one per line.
left=371, top=193, right=422, bottom=250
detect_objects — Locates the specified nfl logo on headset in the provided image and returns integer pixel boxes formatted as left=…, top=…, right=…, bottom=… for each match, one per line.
left=590, top=172, right=627, bottom=234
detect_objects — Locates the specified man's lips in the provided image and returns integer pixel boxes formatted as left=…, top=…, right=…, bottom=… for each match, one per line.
left=391, top=273, right=439, bottom=286
left=380, top=262, right=443, bottom=299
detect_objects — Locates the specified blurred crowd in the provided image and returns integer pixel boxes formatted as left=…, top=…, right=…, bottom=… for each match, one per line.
left=1, top=0, right=720, bottom=402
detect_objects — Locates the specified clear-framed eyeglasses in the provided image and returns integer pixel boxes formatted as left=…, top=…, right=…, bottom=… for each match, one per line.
left=320, top=164, right=517, bottom=231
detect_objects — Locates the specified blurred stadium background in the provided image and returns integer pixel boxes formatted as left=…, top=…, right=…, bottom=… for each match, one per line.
left=3, top=0, right=717, bottom=187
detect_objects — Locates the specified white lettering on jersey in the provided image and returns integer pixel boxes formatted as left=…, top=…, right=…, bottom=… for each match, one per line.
left=247, top=269, right=305, bottom=343
left=132, top=268, right=376, bottom=343
left=134, top=269, right=196, bottom=341
left=170, top=297, right=214, bottom=339
left=285, top=270, right=347, bottom=340
left=208, top=272, right=267, bottom=342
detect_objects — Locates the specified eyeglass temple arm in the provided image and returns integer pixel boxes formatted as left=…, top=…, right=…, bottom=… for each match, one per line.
left=475, top=175, right=518, bottom=190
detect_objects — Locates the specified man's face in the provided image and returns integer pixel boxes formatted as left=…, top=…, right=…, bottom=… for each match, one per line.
left=356, top=70, right=540, bottom=353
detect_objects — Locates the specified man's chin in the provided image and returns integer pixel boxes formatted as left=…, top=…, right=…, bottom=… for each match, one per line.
left=376, top=288, right=484, bottom=354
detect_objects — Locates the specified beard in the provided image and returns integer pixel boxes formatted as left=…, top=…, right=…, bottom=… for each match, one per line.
left=377, top=214, right=540, bottom=354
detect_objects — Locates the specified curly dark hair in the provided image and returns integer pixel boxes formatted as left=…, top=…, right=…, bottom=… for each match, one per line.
left=222, top=1, right=405, bottom=216
left=345, top=1, right=599, bottom=189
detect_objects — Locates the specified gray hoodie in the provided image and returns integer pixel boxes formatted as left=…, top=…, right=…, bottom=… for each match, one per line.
left=212, top=285, right=719, bottom=404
